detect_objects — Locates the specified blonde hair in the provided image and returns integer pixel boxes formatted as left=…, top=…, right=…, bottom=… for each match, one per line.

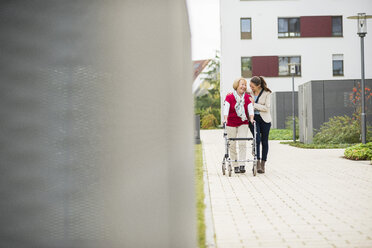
left=232, top=78, right=247, bottom=90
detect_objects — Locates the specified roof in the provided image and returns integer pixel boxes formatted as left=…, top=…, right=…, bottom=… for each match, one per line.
left=193, top=59, right=210, bottom=81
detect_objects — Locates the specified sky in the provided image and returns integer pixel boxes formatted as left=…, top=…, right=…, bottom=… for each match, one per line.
left=186, top=0, right=220, bottom=61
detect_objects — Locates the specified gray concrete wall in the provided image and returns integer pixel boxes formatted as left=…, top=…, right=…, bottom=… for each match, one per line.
left=299, top=83, right=313, bottom=143
left=0, top=1, right=195, bottom=247
left=271, top=91, right=298, bottom=129
left=299, top=79, right=372, bottom=144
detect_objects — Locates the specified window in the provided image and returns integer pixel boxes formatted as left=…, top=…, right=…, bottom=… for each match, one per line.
left=241, top=18, right=251, bottom=39
left=332, top=54, right=343, bottom=76
left=332, top=16, right=342, bottom=36
left=241, top=57, right=252, bottom=78
left=280, top=16, right=343, bottom=38
left=278, top=56, right=301, bottom=76
left=278, top=18, right=300, bottom=37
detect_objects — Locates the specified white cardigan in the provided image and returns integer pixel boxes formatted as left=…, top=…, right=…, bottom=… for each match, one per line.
left=223, top=101, right=254, bottom=117
left=252, top=90, right=272, bottom=123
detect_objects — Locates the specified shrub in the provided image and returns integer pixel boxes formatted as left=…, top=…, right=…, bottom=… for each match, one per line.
left=196, top=107, right=220, bottom=129
left=210, top=108, right=221, bottom=124
left=344, top=142, right=372, bottom=160
left=313, top=115, right=360, bottom=144
left=201, top=114, right=218, bottom=129
left=368, top=126, right=372, bottom=142
left=285, top=116, right=299, bottom=139
left=285, top=116, right=299, bottom=131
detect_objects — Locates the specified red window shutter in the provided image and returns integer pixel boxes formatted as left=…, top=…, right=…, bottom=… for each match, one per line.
left=252, top=56, right=278, bottom=77
left=300, top=16, right=332, bottom=37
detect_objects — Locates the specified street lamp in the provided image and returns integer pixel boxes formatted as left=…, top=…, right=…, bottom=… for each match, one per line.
left=289, top=63, right=297, bottom=142
left=347, top=13, right=372, bottom=144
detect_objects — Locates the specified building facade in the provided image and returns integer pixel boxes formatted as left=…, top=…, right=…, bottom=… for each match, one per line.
left=220, top=0, right=372, bottom=106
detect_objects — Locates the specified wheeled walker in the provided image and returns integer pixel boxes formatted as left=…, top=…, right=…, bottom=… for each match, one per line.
left=222, top=122, right=258, bottom=177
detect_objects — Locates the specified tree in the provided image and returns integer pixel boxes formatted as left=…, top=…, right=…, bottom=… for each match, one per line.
left=194, top=51, right=221, bottom=129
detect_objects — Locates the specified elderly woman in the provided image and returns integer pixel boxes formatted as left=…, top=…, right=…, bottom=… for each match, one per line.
left=224, top=78, right=254, bottom=174
left=248, top=76, right=272, bottom=174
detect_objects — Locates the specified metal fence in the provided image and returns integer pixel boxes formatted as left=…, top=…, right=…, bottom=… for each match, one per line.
left=299, top=79, right=372, bottom=143
left=271, top=91, right=298, bottom=129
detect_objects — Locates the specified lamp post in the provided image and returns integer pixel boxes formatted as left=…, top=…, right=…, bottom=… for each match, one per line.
left=289, top=63, right=296, bottom=142
left=347, top=13, right=372, bottom=144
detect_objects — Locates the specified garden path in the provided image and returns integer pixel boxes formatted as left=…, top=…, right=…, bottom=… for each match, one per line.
left=201, top=129, right=372, bottom=248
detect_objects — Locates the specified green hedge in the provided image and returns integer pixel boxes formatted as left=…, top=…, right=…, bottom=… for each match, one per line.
left=344, top=142, right=372, bottom=160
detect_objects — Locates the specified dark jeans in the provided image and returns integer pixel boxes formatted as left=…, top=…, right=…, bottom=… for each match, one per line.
left=249, top=114, right=271, bottom=161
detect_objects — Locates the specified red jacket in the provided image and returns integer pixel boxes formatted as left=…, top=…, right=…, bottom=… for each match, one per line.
left=225, top=93, right=252, bottom=127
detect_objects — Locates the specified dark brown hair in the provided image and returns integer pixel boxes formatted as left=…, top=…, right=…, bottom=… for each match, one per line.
left=250, top=76, right=272, bottom=93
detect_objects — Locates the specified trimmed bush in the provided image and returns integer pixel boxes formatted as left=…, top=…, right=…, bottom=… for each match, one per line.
left=344, top=142, right=372, bottom=160
left=313, top=115, right=360, bottom=144
left=201, top=114, right=218, bottom=129
left=210, top=108, right=221, bottom=124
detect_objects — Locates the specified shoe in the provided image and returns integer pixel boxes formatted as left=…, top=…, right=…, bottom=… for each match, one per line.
left=257, top=160, right=263, bottom=173
left=234, top=166, right=240, bottom=174
left=239, top=165, right=246, bottom=173
left=261, top=160, right=266, bottom=173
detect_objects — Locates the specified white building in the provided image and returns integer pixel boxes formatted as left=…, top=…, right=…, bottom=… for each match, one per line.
left=220, top=0, right=372, bottom=100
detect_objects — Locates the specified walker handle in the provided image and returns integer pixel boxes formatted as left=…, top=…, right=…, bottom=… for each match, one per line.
left=223, top=122, right=227, bottom=137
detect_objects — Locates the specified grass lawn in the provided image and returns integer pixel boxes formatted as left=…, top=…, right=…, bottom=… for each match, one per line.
left=269, top=129, right=353, bottom=149
left=269, top=128, right=298, bottom=140
left=195, top=144, right=206, bottom=248
left=280, top=141, right=353, bottom=149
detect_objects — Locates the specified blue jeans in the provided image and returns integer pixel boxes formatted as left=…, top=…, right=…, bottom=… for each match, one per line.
left=249, top=114, right=271, bottom=161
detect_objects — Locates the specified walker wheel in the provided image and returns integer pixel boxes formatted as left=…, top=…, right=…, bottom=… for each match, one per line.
left=252, top=161, right=257, bottom=176
left=222, top=161, right=226, bottom=175
left=228, top=163, right=232, bottom=177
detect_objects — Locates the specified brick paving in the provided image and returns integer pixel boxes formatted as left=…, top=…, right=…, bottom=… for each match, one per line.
left=201, top=129, right=372, bottom=248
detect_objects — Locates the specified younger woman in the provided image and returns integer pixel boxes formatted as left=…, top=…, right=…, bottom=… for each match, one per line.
left=249, top=76, right=272, bottom=173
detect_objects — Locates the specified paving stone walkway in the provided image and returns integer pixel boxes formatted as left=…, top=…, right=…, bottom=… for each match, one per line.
left=201, top=129, right=372, bottom=248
